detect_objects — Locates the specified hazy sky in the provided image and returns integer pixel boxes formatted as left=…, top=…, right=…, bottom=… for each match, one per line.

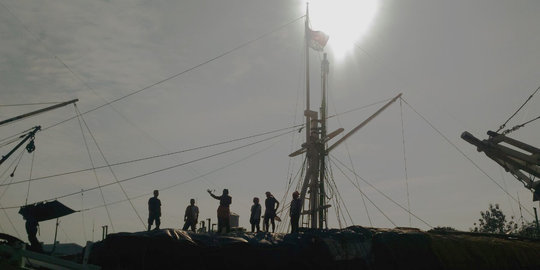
left=1, top=0, right=540, bottom=246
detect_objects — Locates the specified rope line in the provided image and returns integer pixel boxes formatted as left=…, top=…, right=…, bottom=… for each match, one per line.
left=76, top=105, right=146, bottom=229
left=0, top=150, right=24, bottom=199
left=496, top=85, right=540, bottom=133
left=79, top=134, right=283, bottom=212
left=75, top=106, right=116, bottom=232
left=400, top=98, right=534, bottom=218
left=330, top=158, right=397, bottom=227
left=501, top=114, right=540, bottom=135
left=0, top=124, right=303, bottom=188
left=0, top=128, right=296, bottom=210
left=24, top=151, right=35, bottom=205
left=42, top=16, right=305, bottom=132
left=399, top=99, right=412, bottom=226
left=328, top=90, right=373, bottom=226
left=332, top=155, right=433, bottom=228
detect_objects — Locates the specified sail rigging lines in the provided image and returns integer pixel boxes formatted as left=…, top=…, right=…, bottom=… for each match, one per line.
left=330, top=157, right=397, bottom=227
left=400, top=98, right=535, bottom=218
left=77, top=133, right=283, bottom=213
left=75, top=105, right=146, bottom=230
left=496, top=85, right=540, bottom=133
left=399, top=99, right=412, bottom=226
left=75, top=105, right=117, bottom=232
left=41, top=15, right=305, bottom=133
left=0, top=127, right=298, bottom=210
left=331, top=155, right=433, bottom=228
left=0, top=124, right=303, bottom=188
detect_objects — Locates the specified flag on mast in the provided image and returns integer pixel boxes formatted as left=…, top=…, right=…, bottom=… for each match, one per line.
left=307, top=27, right=329, bottom=51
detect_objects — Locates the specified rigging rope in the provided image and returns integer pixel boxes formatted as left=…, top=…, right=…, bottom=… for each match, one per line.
left=0, top=124, right=303, bottom=188
left=328, top=90, right=373, bottom=226
left=80, top=133, right=283, bottom=213
left=399, top=99, right=412, bottom=226
left=330, top=158, right=397, bottom=227
left=400, top=97, right=535, bottom=218
left=0, top=127, right=296, bottom=210
left=496, top=85, right=540, bottom=133
left=81, top=189, right=88, bottom=242
left=75, top=105, right=116, bottom=232
left=24, top=151, right=35, bottom=205
left=76, top=105, right=146, bottom=230
left=42, top=16, right=305, bottom=133
left=0, top=151, right=23, bottom=238
left=332, top=155, right=433, bottom=228
left=501, top=114, right=540, bottom=135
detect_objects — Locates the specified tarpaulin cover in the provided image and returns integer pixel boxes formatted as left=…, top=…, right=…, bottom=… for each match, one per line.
left=18, top=200, right=75, bottom=222
left=88, top=226, right=540, bottom=270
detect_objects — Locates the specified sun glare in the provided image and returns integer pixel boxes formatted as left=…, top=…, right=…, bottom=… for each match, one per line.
left=304, top=0, right=378, bottom=59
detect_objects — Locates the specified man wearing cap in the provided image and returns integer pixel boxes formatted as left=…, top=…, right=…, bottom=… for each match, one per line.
left=289, top=191, right=302, bottom=233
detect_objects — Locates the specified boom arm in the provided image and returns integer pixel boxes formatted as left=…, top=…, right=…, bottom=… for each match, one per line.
left=461, top=131, right=540, bottom=201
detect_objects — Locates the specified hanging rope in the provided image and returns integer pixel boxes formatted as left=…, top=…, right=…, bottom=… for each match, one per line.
left=331, top=158, right=397, bottom=227
left=0, top=151, right=23, bottom=238
left=328, top=91, right=373, bottom=226
left=24, top=151, right=35, bottom=205
left=496, top=85, right=540, bottom=133
left=0, top=150, right=24, bottom=201
left=81, top=189, right=88, bottom=242
left=75, top=105, right=146, bottom=230
left=332, top=156, right=434, bottom=228
left=75, top=105, right=116, bottom=232
left=399, top=99, right=412, bottom=226
left=400, top=97, right=534, bottom=218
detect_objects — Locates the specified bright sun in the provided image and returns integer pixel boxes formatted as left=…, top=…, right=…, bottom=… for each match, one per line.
left=304, top=0, right=378, bottom=59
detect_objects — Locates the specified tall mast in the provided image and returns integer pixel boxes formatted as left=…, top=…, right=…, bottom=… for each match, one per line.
left=319, top=53, right=329, bottom=228
left=305, top=4, right=311, bottom=143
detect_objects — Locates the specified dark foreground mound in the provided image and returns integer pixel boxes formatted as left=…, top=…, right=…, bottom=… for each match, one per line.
left=88, top=227, right=540, bottom=270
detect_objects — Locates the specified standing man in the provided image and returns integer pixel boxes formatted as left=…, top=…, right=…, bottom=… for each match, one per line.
left=25, top=215, right=42, bottom=252
left=208, top=189, right=232, bottom=233
left=264, top=191, right=279, bottom=233
left=148, top=190, right=161, bottom=231
left=289, top=191, right=302, bottom=233
left=183, top=198, right=199, bottom=231
left=250, top=197, right=261, bottom=232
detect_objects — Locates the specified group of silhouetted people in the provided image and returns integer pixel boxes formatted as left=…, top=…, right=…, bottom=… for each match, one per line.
left=147, top=188, right=303, bottom=234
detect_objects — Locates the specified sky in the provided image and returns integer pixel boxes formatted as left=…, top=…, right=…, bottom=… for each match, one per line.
left=1, top=0, right=540, bottom=246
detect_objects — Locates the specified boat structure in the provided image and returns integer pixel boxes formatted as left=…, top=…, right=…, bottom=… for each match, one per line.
left=1, top=2, right=540, bottom=270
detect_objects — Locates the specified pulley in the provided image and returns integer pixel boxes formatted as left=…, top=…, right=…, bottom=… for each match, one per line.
left=26, top=139, right=35, bottom=153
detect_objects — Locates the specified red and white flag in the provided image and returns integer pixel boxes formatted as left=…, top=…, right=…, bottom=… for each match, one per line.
left=307, top=28, right=329, bottom=51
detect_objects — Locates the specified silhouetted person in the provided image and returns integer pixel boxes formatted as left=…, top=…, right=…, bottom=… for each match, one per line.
left=25, top=216, right=42, bottom=252
left=208, top=189, right=232, bottom=233
left=290, top=191, right=302, bottom=233
left=264, top=191, right=279, bottom=232
left=148, top=190, right=161, bottom=231
left=250, top=197, right=261, bottom=232
left=183, top=198, right=199, bottom=231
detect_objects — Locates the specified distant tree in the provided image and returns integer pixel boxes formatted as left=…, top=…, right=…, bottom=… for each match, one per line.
left=516, top=221, right=539, bottom=239
left=471, top=203, right=517, bottom=234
